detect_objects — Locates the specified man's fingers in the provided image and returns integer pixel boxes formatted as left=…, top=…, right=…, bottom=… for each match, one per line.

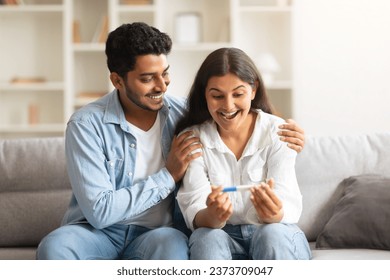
left=289, top=143, right=303, bottom=153
left=279, top=119, right=305, bottom=134
left=278, top=134, right=304, bottom=152
left=183, top=143, right=202, bottom=158
left=175, top=130, right=195, bottom=143
left=278, top=130, right=304, bottom=142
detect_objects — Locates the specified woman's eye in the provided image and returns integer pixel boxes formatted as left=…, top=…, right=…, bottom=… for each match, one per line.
left=233, top=92, right=244, bottom=97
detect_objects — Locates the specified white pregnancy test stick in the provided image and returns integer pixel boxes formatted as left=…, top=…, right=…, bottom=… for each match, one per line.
left=222, top=185, right=254, bottom=192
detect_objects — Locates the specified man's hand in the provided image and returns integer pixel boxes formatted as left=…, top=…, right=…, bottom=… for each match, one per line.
left=165, top=130, right=202, bottom=182
left=278, top=119, right=305, bottom=153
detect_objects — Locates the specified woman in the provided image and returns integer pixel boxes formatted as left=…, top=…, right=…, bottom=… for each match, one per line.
left=176, top=47, right=311, bottom=260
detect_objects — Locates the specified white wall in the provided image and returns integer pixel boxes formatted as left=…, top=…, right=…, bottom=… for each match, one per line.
left=293, top=0, right=390, bottom=136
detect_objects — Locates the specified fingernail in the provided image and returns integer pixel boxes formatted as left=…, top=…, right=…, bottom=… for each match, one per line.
left=280, top=136, right=285, bottom=141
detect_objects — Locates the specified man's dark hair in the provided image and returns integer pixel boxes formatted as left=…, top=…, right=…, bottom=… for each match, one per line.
left=105, top=22, right=172, bottom=78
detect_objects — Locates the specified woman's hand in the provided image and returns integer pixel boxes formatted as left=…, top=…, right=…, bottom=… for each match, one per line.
left=278, top=119, right=305, bottom=153
left=250, top=178, right=283, bottom=224
left=193, top=186, right=233, bottom=229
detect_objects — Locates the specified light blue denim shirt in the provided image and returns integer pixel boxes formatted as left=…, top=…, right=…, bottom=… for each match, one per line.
left=62, top=90, right=187, bottom=231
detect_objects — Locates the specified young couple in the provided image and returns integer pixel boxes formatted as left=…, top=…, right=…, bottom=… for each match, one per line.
left=37, top=22, right=311, bottom=260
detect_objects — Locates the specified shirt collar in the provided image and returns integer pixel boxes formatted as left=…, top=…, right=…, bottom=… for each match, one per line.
left=199, top=110, right=272, bottom=156
left=103, top=89, right=170, bottom=132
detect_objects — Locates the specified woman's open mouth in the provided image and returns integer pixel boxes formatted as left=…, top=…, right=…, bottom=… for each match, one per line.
left=220, top=110, right=239, bottom=120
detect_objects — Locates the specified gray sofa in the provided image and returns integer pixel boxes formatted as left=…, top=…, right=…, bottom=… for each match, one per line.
left=1, top=133, right=389, bottom=260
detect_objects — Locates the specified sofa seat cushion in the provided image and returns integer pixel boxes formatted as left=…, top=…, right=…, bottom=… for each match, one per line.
left=0, top=190, right=71, bottom=247
left=0, top=247, right=36, bottom=260
left=310, top=242, right=390, bottom=260
left=316, top=174, right=390, bottom=250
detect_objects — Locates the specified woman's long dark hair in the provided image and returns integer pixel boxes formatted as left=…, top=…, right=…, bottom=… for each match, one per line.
left=175, top=47, right=273, bottom=135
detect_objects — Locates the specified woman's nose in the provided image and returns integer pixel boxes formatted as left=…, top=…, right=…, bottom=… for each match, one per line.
left=222, top=95, right=235, bottom=110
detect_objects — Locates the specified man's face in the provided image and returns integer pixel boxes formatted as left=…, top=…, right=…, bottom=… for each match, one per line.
left=120, top=54, right=170, bottom=112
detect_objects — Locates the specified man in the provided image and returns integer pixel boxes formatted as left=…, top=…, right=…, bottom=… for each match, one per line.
left=36, top=22, right=305, bottom=260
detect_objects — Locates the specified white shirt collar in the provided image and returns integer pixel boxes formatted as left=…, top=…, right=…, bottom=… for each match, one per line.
left=197, top=110, right=272, bottom=157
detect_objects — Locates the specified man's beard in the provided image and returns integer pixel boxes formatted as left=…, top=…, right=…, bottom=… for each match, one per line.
left=124, top=86, right=163, bottom=112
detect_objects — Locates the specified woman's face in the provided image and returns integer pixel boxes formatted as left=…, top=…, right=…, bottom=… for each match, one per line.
left=205, top=73, right=256, bottom=134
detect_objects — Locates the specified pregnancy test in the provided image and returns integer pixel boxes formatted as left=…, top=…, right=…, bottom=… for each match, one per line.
left=222, top=185, right=255, bottom=192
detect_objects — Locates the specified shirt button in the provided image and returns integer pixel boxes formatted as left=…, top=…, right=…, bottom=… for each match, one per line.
left=128, top=172, right=133, bottom=177
left=109, top=162, right=114, bottom=167
left=130, top=143, right=136, bottom=148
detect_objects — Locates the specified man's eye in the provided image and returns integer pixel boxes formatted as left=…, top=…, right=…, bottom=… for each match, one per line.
left=141, top=77, right=153, bottom=83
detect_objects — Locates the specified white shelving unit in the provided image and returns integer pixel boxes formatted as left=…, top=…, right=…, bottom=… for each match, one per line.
left=0, top=0, right=66, bottom=138
left=0, top=0, right=294, bottom=138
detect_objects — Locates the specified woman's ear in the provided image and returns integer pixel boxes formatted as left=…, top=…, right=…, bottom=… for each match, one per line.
left=251, top=81, right=259, bottom=100
left=110, top=72, right=122, bottom=89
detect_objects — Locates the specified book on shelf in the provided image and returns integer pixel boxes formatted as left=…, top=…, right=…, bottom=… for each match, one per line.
left=91, top=15, right=109, bottom=43
left=73, top=20, right=81, bottom=43
left=76, top=91, right=106, bottom=106
left=28, top=103, right=39, bottom=125
left=1, top=0, right=25, bottom=5
left=77, top=91, right=106, bottom=99
left=121, top=0, right=152, bottom=5
left=10, top=77, right=46, bottom=84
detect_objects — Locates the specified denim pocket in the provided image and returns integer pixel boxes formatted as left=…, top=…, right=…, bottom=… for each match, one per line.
left=105, top=158, right=124, bottom=186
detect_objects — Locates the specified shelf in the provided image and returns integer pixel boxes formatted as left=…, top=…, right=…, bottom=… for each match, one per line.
left=239, top=6, right=292, bottom=13
left=117, top=5, right=155, bottom=13
left=0, top=5, right=64, bottom=13
left=74, top=96, right=102, bottom=108
left=1, top=0, right=295, bottom=138
left=172, top=42, right=232, bottom=52
left=72, top=43, right=105, bottom=52
left=0, top=124, right=65, bottom=133
left=0, top=82, right=64, bottom=91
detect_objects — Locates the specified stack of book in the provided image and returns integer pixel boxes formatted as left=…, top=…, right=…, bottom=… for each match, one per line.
left=0, top=0, right=24, bottom=5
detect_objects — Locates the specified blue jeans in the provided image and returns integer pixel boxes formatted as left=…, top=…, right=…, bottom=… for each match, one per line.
left=189, top=223, right=312, bottom=260
left=36, top=223, right=189, bottom=260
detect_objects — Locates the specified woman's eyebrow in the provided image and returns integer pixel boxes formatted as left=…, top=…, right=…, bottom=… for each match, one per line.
left=208, top=85, right=246, bottom=92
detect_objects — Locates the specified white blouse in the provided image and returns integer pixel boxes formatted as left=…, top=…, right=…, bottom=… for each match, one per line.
left=177, top=110, right=302, bottom=231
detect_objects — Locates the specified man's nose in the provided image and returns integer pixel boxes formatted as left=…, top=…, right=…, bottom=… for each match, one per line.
left=154, top=76, right=168, bottom=92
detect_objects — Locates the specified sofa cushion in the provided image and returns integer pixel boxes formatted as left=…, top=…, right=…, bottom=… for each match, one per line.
left=316, top=174, right=390, bottom=250
left=0, top=137, right=70, bottom=192
left=309, top=242, right=390, bottom=260
left=0, top=190, right=71, bottom=247
left=0, top=248, right=37, bottom=260
left=296, top=132, right=390, bottom=241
